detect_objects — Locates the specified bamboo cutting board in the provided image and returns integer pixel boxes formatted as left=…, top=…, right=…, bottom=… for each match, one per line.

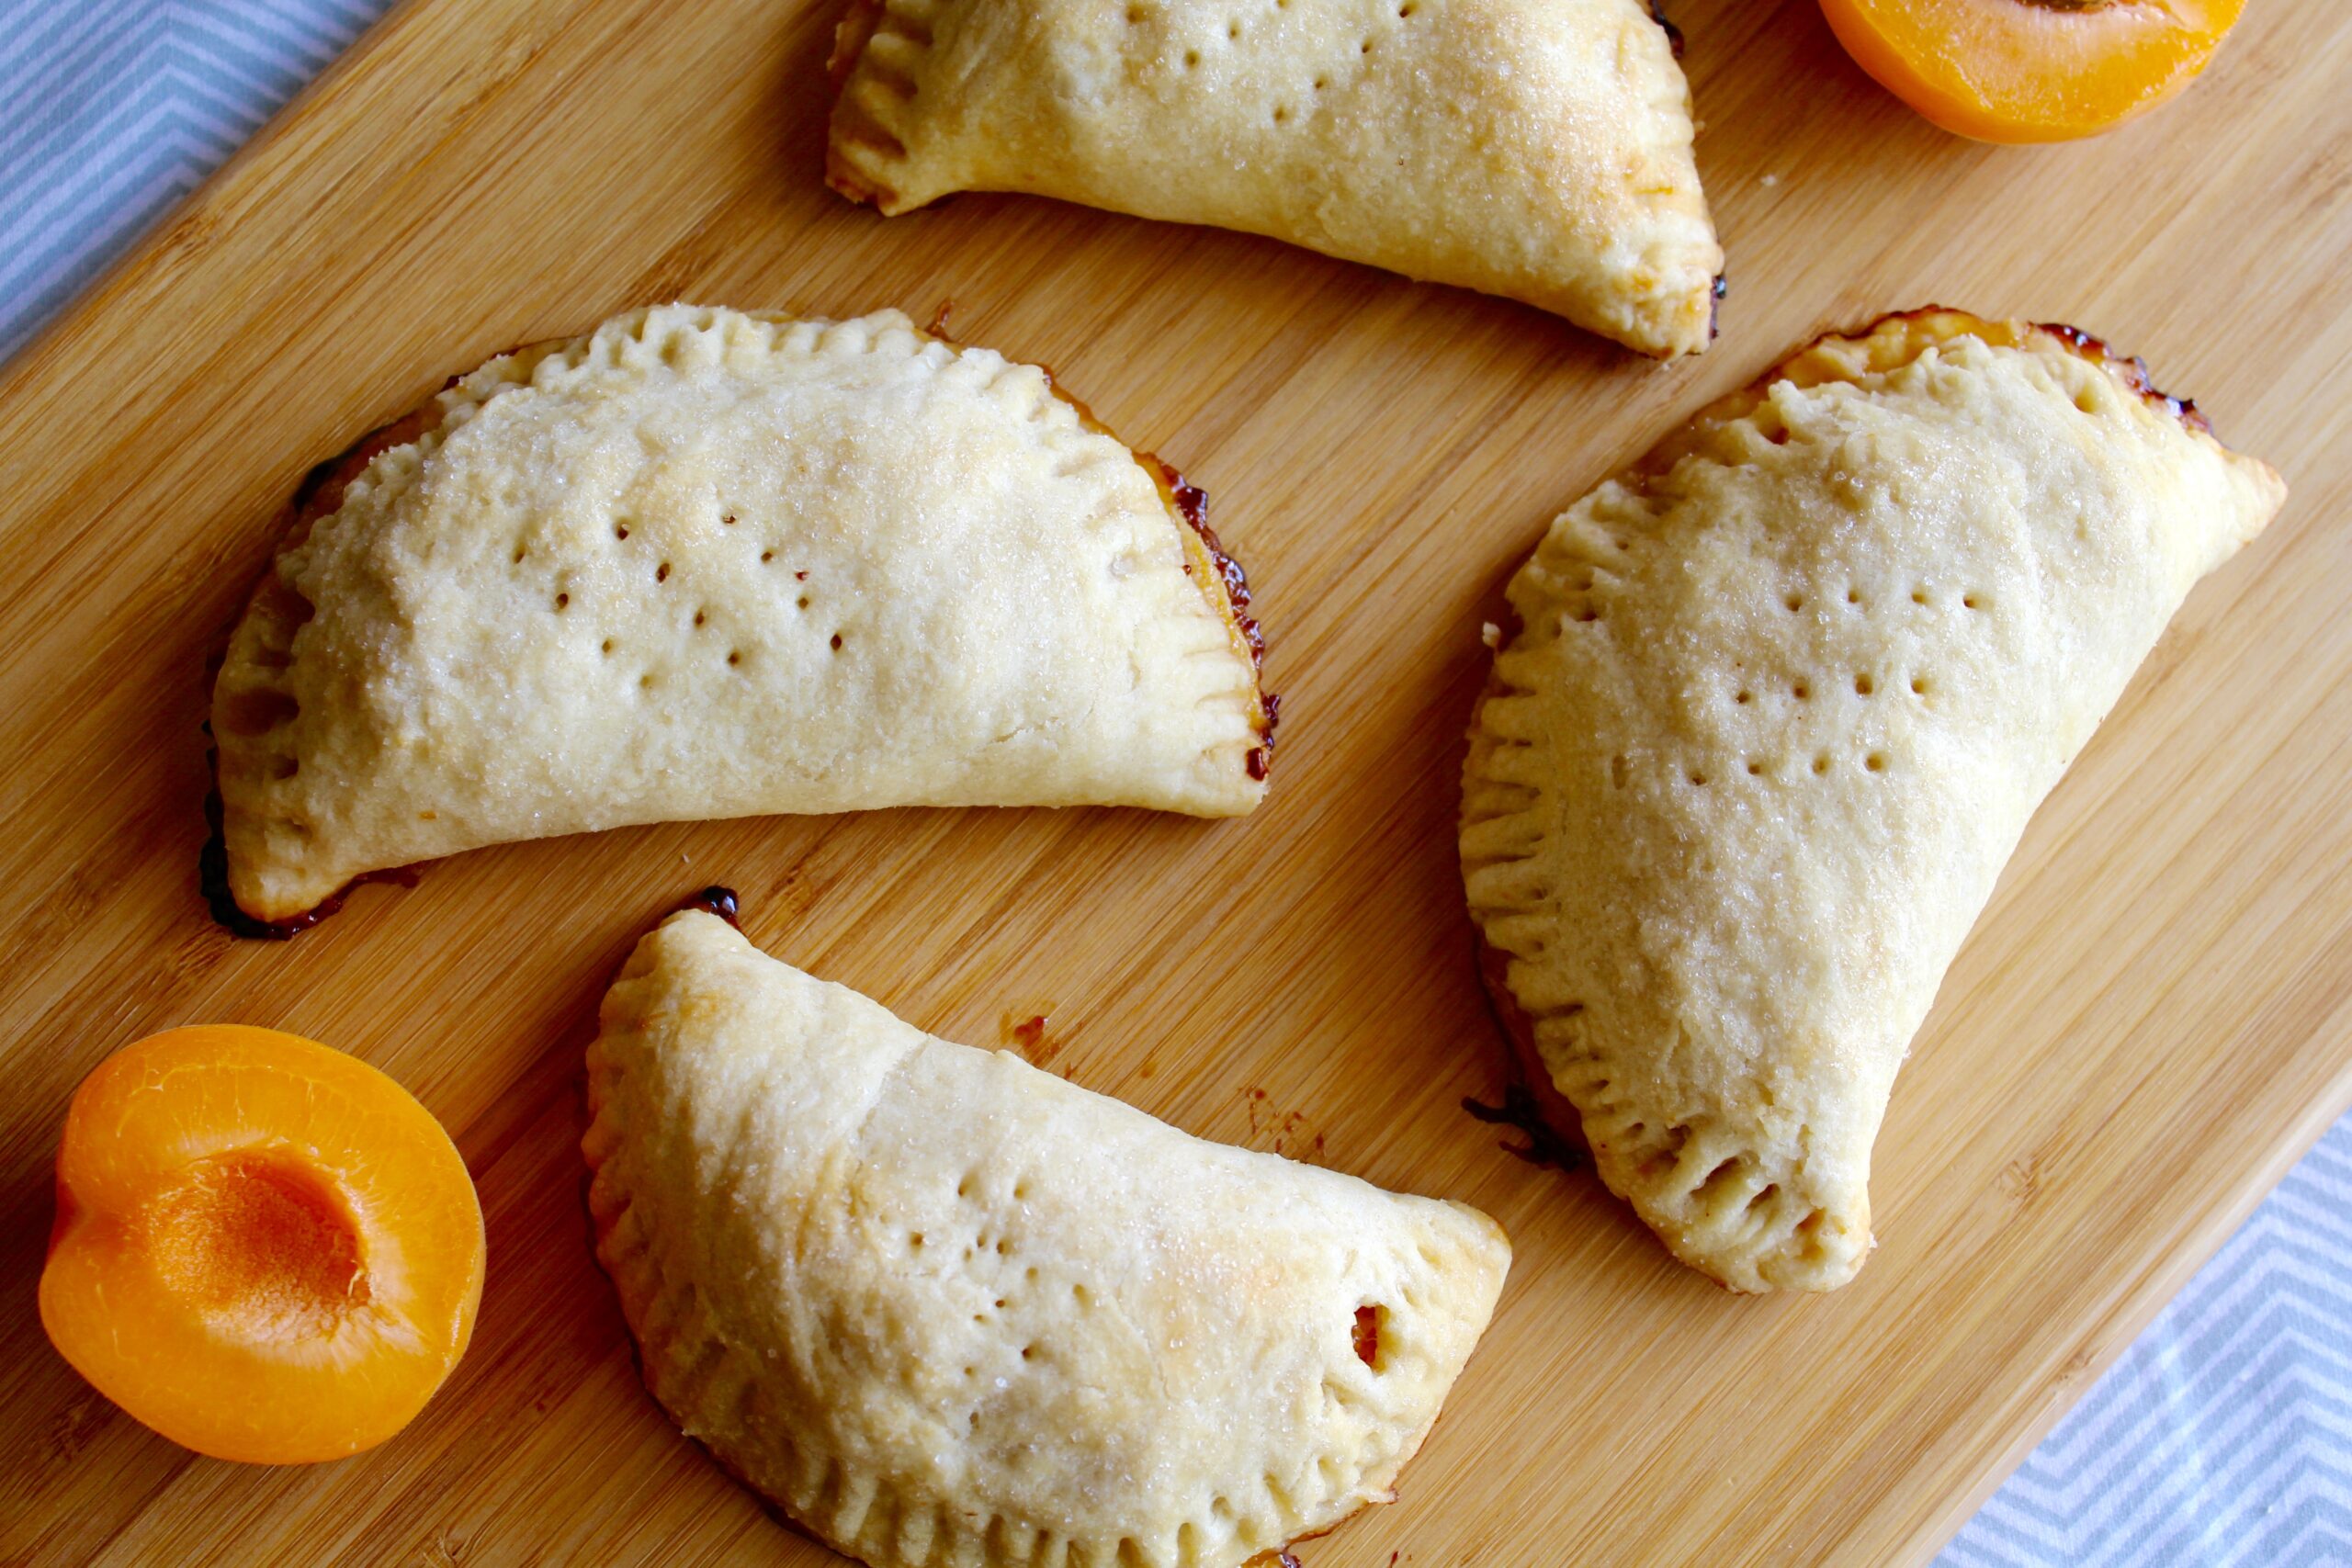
left=1, top=0, right=2347, bottom=1562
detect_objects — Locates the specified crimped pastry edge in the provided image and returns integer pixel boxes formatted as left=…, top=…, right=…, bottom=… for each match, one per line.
left=1460, top=307, right=2283, bottom=1292
left=208, top=305, right=1273, bottom=931
left=582, top=908, right=1510, bottom=1568
left=820, top=0, right=1724, bottom=358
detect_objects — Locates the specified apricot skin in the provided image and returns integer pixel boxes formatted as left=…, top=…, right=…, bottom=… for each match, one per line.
left=40, top=1026, right=484, bottom=1464
left=1819, top=0, right=2250, bottom=144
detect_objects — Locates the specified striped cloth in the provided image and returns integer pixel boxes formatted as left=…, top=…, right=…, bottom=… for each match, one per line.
left=0, top=0, right=382, bottom=363
left=3, top=5, right=2346, bottom=1563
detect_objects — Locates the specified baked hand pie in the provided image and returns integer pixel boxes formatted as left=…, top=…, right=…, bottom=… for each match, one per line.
left=584, top=905, right=1511, bottom=1568
left=826, top=0, right=1723, bottom=357
left=209, top=305, right=1272, bottom=932
left=1461, top=310, right=2286, bottom=1292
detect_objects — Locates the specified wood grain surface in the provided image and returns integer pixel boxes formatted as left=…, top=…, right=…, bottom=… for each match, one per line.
left=1, top=1, right=2346, bottom=1563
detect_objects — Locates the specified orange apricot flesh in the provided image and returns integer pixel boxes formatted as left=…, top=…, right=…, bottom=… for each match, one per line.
left=40, top=1026, right=483, bottom=1464
left=1819, top=0, right=2250, bottom=144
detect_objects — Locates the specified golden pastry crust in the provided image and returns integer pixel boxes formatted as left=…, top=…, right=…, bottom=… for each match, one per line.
left=1461, top=310, right=2286, bottom=1292
left=583, top=909, right=1511, bottom=1568
left=210, top=306, right=1272, bottom=929
left=826, top=0, right=1723, bottom=357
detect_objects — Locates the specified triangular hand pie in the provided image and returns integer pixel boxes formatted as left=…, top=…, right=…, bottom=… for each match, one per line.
left=826, top=0, right=1722, bottom=357
left=1461, top=311, right=2286, bottom=1292
left=584, top=908, right=1511, bottom=1568
left=211, top=306, right=1271, bottom=930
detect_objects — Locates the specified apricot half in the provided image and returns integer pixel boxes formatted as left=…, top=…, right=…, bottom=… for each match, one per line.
left=40, top=1026, right=484, bottom=1464
left=1819, top=0, right=2250, bottom=143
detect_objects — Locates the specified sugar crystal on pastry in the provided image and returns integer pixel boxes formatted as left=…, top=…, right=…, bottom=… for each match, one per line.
left=827, top=0, right=1724, bottom=356
left=584, top=908, right=1510, bottom=1567
left=210, top=305, right=1272, bottom=930
left=1462, top=310, right=2285, bottom=1292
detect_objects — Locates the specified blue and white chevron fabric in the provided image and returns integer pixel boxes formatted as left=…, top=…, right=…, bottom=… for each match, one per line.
left=1944, top=1122, right=2352, bottom=1568
left=0, top=0, right=386, bottom=362
left=0, top=5, right=2346, bottom=1565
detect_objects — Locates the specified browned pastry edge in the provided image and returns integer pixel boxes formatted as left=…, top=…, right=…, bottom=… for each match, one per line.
left=823, top=0, right=898, bottom=208
left=201, top=390, right=459, bottom=939
left=580, top=894, right=1447, bottom=1568
left=1466, top=923, right=1589, bottom=1170
left=1460, top=664, right=1589, bottom=1170
left=1778, top=307, right=2217, bottom=438
left=1026, top=366, right=1279, bottom=779
left=1464, top=304, right=2245, bottom=1286
left=1646, top=0, right=1685, bottom=60
left=2029, top=317, right=2213, bottom=435
left=205, top=324, right=1273, bottom=936
left=821, top=0, right=1728, bottom=347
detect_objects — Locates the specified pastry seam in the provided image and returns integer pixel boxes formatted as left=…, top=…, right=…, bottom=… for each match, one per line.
left=1461, top=307, right=2283, bottom=1292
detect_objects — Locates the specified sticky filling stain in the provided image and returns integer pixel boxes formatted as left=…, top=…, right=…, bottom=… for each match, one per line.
left=678, top=886, right=741, bottom=927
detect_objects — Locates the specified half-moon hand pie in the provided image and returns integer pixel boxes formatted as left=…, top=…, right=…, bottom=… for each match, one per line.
left=1461, top=310, right=2286, bottom=1292
left=584, top=906, right=1511, bottom=1568
left=210, top=305, right=1272, bottom=932
left=826, top=0, right=1724, bottom=357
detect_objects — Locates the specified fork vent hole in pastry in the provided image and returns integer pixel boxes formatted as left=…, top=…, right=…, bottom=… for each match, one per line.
left=207, top=307, right=1272, bottom=930
left=584, top=910, right=1508, bottom=1567
left=826, top=0, right=1721, bottom=356
left=1462, top=307, right=2284, bottom=1292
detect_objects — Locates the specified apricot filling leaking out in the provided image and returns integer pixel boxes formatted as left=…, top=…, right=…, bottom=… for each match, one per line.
left=40, top=1026, right=484, bottom=1464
